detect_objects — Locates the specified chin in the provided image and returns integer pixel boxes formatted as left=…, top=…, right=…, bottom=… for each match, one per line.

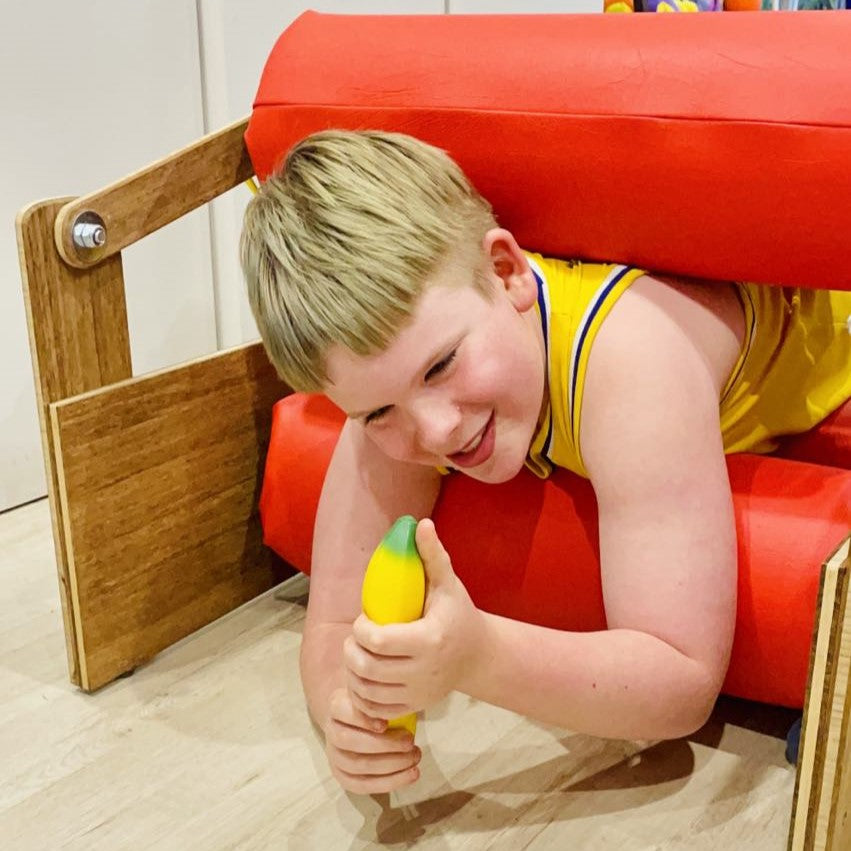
left=465, top=453, right=526, bottom=485
left=481, top=468, right=523, bottom=485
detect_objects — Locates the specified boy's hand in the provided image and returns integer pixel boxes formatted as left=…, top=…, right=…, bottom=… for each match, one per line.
left=343, top=519, right=486, bottom=718
left=323, top=687, right=422, bottom=794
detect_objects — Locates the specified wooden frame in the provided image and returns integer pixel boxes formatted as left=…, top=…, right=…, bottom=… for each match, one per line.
left=16, top=118, right=292, bottom=692
left=791, top=537, right=851, bottom=850
left=15, top=118, right=851, bottom=850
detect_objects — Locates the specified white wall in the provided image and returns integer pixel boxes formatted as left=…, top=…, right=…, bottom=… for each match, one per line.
left=0, top=0, right=215, bottom=511
left=197, top=0, right=446, bottom=351
left=2, top=0, right=601, bottom=512
left=451, top=1, right=600, bottom=10
left=203, top=0, right=602, bottom=352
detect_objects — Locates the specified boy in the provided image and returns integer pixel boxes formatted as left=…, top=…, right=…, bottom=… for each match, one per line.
left=240, top=129, right=851, bottom=795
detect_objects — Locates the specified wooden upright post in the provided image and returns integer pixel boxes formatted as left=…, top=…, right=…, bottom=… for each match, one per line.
left=17, top=199, right=132, bottom=685
left=16, top=118, right=292, bottom=691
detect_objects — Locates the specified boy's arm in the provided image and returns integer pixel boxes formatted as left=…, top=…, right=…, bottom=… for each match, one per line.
left=347, top=274, right=740, bottom=740
left=464, top=273, right=739, bottom=738
left=301, top=416, right=441, bottom=731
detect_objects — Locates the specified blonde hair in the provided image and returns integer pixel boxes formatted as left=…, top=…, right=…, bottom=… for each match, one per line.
left=240, top=130, right=497, bottom=391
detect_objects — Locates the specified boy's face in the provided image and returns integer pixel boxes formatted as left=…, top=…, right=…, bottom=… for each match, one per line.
left=324, top=230, right=546, bottom=484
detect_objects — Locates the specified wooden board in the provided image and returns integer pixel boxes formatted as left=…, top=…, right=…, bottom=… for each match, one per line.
left=54, top=118, right=252, bottom=269
left=49, top=342, right=293, bottom=692
left=789, top=536, right=851, bottom=850
left=16, top=198, right=133, bottom=687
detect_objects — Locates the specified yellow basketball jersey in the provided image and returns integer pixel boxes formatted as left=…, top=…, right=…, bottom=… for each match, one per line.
left=720, top=283, right=851, bottom=455
left=524, top=253, right=645, bottom=479
left=524, top=252, right=851, bottom=480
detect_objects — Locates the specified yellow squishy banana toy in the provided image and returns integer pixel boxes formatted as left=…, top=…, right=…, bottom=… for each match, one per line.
left=360, top=515, right=426, bottom=736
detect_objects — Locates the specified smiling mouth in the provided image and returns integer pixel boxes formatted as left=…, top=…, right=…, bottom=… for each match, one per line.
left=447, top=412, right=496, bottom=469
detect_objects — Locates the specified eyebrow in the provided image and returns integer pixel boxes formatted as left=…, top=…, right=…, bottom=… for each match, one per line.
left=347, top=338, right=461, bottom=420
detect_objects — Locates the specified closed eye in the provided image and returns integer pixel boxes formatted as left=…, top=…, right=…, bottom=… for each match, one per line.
left=363, top=348, right=457, bottom=425
left=364, top=406, right=390, bottom=425
left=425, top=349, right=456, bottom=381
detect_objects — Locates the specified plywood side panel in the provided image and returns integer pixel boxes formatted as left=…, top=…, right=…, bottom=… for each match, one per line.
left=50, top=343, right=293, bottom=692
left=789, top=537, right=851, bottom=851
left=824, top=538, right=851, bottom=848
left=17, top=201, right=133, bottom=397
left=16, top=198, right=133, bottom=687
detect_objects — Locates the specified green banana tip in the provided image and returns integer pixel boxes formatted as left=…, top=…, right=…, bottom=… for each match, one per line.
left=381, top=514, right=421, bottom=559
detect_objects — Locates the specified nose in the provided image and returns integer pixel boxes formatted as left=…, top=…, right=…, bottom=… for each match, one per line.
left=409, top=395, right=462, bottom=456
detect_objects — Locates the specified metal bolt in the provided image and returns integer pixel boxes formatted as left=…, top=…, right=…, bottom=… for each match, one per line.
left=72, top=221, right=107, bottom=249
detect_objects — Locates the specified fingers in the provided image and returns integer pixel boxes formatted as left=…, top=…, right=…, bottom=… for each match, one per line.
left=326, top=716, right=413, bottom=754
left=343, top=634, right=421, bottom=718
left=415, top=518, right=452, bottom=580
left=326, top=688, right=422, bottom=795
left=329, top=743, right=422, bottom=776
left=330, top=758, right=421, bottom=795
left=346, top=669, right=410, bottom=714
left=346, top=623, right=419, bottom=668
left=328, top=683, right=386, bottom=732
left=348, top=690, right=412, bottom=721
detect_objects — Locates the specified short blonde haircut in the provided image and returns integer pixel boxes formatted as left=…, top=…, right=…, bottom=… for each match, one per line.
left=240, top=129, right=497, bottom=391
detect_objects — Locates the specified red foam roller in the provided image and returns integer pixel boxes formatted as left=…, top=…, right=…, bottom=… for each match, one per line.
left=246, top=11, right=851, bottom=290
left=261, top=394, right=851, bottom=709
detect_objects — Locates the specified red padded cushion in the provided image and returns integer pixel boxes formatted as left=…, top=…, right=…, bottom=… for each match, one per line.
left=246, top=11, right=851, bottom=290
left=248, top=13, right=851, bottom=712
left=261, top=394, right=851, bottom=710
left=775, top=399, right=851, bottom=470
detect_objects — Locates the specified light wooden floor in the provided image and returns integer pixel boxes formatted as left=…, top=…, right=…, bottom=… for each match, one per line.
left=1, top=499, right=801, bottom=850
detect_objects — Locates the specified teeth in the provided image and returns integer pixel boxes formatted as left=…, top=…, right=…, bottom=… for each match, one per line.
left=462, top=431, right=483, bottom=454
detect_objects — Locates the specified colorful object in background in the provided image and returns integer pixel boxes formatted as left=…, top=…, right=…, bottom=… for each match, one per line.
left=602, top=0, right=848, bottom=12
left=790, top=1, right=845, bottom=8
left=604, top=0, right=736, bottom=9
left=653, top=0, right=722, bottom=9
left=723, top=0, right=762, bottom=10
left=360, top=515, right=426, bottom=736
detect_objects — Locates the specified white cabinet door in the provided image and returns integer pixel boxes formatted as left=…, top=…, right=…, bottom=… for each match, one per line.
left=201, top=0, right=600, bottom=352
left=451, top=1, right=601, bottom=10
left=0, top=1, right=215, bottom=511
left=197, top=0, right=445, bottom=351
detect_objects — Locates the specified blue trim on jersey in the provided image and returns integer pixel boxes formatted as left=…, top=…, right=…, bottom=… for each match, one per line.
left=569, top=265, right=632, bottom=418
left=721, top=284, right=757, bottom=405
left=533, top=267, right=548, bottom=352
left=532, top=267, right=555, bottom=467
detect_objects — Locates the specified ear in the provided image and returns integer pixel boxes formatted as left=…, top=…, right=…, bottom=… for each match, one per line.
left=482, top=228, right=537, bottom=312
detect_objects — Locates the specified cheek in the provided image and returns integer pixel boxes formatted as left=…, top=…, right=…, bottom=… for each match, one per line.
left=366, top=421, right=433, bottom=464
left=456, top=344, right=507, bottom=402
left=487, top=346, right=542, bottom=423
left=366, top=427, right=408, bottom=461
left=475, top=311, right=539, bottom=396
left=463, top=347, right=532, bottom=410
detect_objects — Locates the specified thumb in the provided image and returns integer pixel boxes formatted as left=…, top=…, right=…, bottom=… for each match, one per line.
left=415, top=518, right=455, bottom=588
